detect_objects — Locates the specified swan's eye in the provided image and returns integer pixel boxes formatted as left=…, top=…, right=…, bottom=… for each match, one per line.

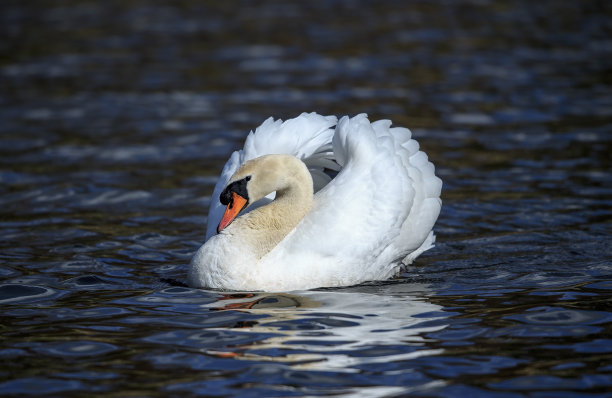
left=221, top=179, right=250, bottom=206
left=245, top=176, right=251, bottom=182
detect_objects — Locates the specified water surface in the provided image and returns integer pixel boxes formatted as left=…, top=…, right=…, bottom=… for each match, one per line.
left=1, top=0, right=611, bottom=396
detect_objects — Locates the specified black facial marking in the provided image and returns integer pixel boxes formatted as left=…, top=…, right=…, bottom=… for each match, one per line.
left=220, top=176, right=251, bottom=205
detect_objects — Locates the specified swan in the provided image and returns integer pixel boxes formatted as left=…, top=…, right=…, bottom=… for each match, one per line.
left=188, top=113, right=442, bottom=291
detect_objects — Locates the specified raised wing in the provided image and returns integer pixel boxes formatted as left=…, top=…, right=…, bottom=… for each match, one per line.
left=261, top=114, right=423, bottom=280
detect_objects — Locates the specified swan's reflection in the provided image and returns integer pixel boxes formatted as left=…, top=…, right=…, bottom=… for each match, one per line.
left=203, top=283, right=446, bottom=371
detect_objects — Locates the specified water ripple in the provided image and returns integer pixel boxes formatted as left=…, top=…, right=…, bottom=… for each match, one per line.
left=34, top=341, right=119, bottom=358
left=504, top=307, right=612, bottom=326
left=0, top=284, right=59, bottom=304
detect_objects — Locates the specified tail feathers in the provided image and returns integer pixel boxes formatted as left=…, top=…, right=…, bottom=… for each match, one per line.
left=402, top=231, right=436, bottom=266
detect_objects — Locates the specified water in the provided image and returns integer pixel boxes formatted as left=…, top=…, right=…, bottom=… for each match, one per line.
left=1, top=0, right=611, bottom=396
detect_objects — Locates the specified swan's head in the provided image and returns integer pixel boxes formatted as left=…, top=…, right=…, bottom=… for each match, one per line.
left=217, top=154, right=309, bottom=233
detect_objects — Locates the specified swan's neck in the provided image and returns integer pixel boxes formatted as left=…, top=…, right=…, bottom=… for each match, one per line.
left=228, top=170, right=313, bottom=259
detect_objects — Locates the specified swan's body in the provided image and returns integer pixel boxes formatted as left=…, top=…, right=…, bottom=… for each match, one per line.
left=188, top=113, right=442, bottom=291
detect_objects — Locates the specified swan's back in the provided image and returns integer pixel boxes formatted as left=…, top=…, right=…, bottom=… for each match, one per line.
left=255, top=114, right=442, bottom=289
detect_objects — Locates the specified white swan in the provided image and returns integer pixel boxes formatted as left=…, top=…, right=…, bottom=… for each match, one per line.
left=188, top=113, right=442, bottom=291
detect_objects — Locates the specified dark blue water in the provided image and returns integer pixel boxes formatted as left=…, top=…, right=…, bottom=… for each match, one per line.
left=1, top=1, right=611, bottom=396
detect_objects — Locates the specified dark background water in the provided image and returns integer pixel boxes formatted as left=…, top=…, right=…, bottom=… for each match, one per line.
left=1, top=1, right=611, bottom=396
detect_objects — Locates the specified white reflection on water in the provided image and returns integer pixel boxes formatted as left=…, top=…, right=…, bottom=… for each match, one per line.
left=203, top=283, right=447, bottom=372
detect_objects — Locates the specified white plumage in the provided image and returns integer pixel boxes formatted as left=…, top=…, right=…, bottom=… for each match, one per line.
left=189, top=113, right=442, bottom=291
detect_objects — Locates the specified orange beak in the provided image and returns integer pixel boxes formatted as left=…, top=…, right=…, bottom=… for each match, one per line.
left=217, top=192, right=248, bottom=233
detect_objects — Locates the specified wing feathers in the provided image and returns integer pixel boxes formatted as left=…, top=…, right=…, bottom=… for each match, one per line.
left=262, top=114, right=425, bottom=281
